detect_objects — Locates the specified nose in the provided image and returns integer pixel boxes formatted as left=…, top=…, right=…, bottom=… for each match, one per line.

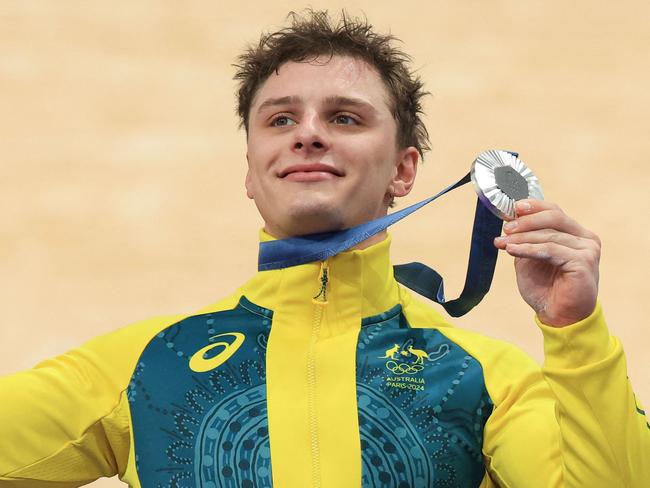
left=294, top=140, right=325, bottom=150
left=292, top=112, right=329, bottom=153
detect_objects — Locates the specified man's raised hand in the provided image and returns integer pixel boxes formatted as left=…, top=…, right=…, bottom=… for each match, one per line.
left=493, top=199, right=601, bottom=327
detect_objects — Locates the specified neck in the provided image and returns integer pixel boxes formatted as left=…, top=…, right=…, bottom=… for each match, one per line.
left=350, top=230, right=388, bottom=250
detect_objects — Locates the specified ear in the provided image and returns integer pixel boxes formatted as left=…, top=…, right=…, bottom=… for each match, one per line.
left=245, top=153, right=254, bottom=199
left=390, top=146, right=419, bottom=198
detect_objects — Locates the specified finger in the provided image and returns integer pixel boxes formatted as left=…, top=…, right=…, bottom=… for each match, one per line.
left=504, top=241, right=599, bottom=269
left=494, top=229, right=596, bottom=251
left=501, top=199, right=546, bottom=222
left=504, top=207, right=597, bottom=241
left=514, top=199, right=558, bottom=217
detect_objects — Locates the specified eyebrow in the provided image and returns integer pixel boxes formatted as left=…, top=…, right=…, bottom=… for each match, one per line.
left=256, top=96, right=298, bottom=113
left=256, top=95, right=377, bottom=114
left=323, top=95, right=376, bottom=113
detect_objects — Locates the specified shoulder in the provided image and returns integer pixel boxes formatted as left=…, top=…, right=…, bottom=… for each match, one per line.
left=69, top=289, right=244, bottom=391
left=400, top=287, right=544, bottom=404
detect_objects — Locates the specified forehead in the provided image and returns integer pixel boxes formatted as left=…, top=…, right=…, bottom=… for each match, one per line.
left=251, top=56, right=392, bottom=112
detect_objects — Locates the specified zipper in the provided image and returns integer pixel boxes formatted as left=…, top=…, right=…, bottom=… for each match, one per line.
left=308, top=260, right=329, bottom=488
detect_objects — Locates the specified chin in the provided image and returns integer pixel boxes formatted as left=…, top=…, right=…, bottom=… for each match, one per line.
left=281, top=197, right=348, bottom=236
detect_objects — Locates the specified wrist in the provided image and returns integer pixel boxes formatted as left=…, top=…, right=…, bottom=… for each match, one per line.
left=537, top=302, right=598, bottom=328
left=537, top=301, right=613, bottom=370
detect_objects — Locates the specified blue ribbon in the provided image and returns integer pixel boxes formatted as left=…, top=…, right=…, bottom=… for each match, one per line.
left=258, top=156, right=511, bottom=316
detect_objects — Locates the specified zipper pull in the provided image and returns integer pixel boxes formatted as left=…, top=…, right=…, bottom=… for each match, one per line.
left=312, top=260, right=329, bottom=304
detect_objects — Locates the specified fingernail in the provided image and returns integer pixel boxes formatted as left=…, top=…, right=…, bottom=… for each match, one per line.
left=516, top=201, right=531, bottom=212
left=504, top=220, right=517, bottom=231
left=494, top=236, right=507, bottom=244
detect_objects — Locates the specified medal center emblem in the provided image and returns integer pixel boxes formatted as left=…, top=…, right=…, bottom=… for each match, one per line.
left=494, top=166, right=529, bottom=201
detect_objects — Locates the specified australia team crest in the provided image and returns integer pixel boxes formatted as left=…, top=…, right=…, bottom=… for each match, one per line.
left=379, top=340, right=450, bottom=391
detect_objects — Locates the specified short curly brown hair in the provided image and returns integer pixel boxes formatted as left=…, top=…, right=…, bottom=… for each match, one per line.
left=234, top=9, right=430, bottom=158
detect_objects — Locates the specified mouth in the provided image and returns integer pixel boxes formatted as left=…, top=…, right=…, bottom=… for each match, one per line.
left=279, top=163, right=344, bottom=182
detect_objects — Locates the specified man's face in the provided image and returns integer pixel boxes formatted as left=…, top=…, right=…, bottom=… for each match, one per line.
left=245, top=55, right=418, bottom=238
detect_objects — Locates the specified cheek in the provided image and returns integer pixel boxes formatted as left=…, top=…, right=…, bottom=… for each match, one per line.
left=362, top=146, right=399, bottom=185
left=246, top=147, right=270, bottom=179
left=247, top=137, right=282, bottom=173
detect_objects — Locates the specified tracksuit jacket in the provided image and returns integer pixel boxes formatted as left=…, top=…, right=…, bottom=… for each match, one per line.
left=1, top=234, right=648, bottom=487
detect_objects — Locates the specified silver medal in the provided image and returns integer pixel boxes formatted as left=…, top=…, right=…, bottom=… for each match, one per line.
left=470, top=149, right=544, bottom=220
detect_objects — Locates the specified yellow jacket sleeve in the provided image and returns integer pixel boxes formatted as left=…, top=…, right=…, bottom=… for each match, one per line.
left=537, top=302, right=650, bottom=487
left=481, top=302, right=649, bottom=487
left=0, top=315, right=184, bottom=486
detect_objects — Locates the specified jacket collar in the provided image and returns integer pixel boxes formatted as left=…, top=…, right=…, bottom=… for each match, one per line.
left=241, top=230, right=402, bottom=322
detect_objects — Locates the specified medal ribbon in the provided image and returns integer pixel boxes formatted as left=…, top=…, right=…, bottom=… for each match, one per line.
left=258, top=159, right=511, bottom=316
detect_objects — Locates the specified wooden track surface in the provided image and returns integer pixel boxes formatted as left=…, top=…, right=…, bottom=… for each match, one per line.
left=1, top=1, right=648, bottom=485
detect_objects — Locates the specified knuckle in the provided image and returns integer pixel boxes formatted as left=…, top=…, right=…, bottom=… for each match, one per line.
left=592, top=247, right=601, bottom=264
left=582, top=248, right=600, bottom=266
left=592, top=233, right=602, bottom=248
left=541, top=201, right=561, bottom=214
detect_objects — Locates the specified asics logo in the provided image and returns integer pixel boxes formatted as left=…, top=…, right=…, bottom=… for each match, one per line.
left=189, top=332, right=245, bottom=373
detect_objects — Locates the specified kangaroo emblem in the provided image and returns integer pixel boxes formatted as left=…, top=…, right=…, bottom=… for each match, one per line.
left=403, top=346, right=429, bottom=364
left=379, top=344, right=401, bottom=360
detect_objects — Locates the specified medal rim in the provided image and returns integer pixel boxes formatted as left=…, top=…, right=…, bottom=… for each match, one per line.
left=471, top=149, right=544, bottom=220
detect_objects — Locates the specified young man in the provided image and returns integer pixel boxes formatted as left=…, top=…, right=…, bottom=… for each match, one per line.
left=1, top=10, right=648, bottom=488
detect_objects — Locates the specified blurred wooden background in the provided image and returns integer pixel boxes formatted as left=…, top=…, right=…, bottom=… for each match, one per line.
left=1, top=1, right=649, bottom=485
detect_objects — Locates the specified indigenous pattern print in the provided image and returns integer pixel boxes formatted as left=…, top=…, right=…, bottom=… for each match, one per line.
left=129, top=297, right=273, bottom=488
left=129, top=298, right=491, bottom=487
left=356, top=305, right=492, bottom=488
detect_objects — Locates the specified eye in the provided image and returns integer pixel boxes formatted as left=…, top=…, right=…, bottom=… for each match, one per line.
left=332, top=114, right=358, bottom=125
left=271, top=115, right=296, bottom=127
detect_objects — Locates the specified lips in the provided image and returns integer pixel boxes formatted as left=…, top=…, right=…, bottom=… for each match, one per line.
left=279, top=163, right=343, bottom=179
